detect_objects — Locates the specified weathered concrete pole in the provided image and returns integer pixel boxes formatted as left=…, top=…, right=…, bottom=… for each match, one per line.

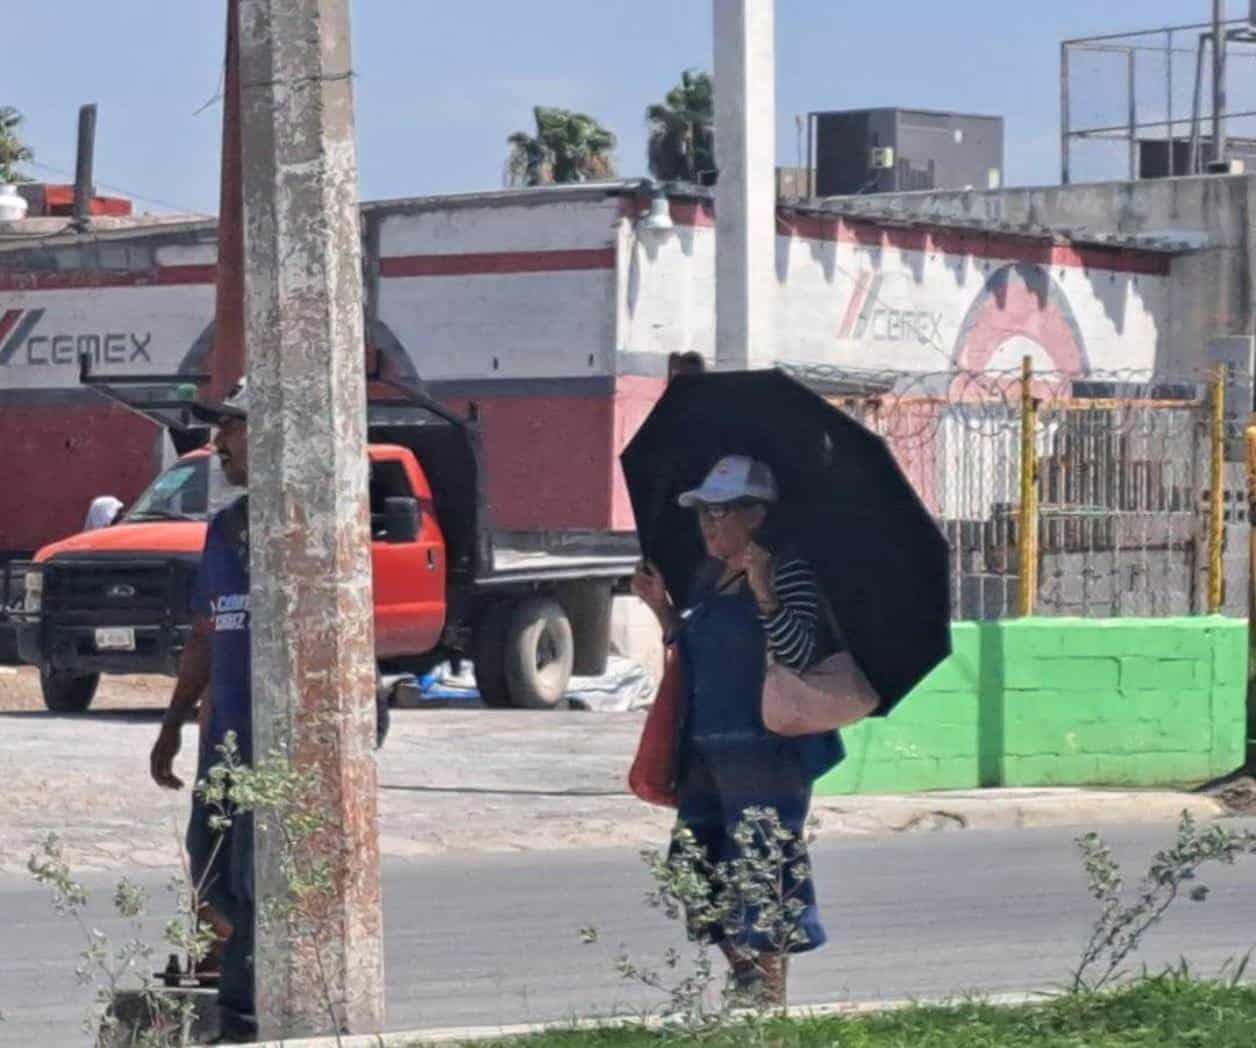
left=713, top=0, right=776, bottom=370
left=238, top=0, right=383, bottom=1037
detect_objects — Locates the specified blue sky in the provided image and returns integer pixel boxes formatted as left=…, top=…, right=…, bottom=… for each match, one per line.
left=5, top=2, right=1245, bottom=216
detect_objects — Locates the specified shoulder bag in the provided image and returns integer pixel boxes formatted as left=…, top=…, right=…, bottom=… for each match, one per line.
left=761, top=594, right=880, bottom=736
left=627, top=644, right=683, bottom=808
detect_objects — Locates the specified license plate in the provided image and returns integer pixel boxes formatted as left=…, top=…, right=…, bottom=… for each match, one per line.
left=95, top=628, right=136, bottom=652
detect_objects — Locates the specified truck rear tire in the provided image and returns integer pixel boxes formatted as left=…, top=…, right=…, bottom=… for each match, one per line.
left=474, top=597, right=575, bottom=710
left=504, top=597, right=574, bottom=710
left=41, top=668, right=100, bottom=713
left=472, top=602, right=514, bottom=708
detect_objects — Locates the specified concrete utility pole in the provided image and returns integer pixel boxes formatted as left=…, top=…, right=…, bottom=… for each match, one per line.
left=238, top=0, right=384, bottom=1037
left=1214, top=0, right=1228, bottom=167
left=713, top=0, right=777, bottom=370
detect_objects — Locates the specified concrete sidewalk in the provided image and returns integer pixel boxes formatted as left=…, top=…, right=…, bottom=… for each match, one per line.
left=199, top=992, right=1056, bottom=1047
left=813, top=785, right=1222, bottom=836
left=0, top=692, right=1228, bottom=874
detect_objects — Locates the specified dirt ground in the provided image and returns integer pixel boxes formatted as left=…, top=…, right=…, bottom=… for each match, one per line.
left=0, top=666, right=1230, bottom=877
left=1200, top=770, right=1256, bottom=815
left=0, top=666, right=170, bottom=713
left=0, top=665, right=672, bottom=874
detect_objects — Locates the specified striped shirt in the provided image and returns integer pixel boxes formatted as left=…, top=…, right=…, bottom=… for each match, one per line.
left=759, top=557, right=822, bottom=672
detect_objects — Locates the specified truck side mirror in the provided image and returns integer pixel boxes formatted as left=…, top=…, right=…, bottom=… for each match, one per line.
left=382, top=496, right=420, bottom=543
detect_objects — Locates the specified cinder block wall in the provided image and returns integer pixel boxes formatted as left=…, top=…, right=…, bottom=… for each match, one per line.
left=815, top=618, right=1248, bottom=796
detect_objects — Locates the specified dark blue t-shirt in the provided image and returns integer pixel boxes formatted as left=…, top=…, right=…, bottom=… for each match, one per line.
left=194, top=497, right=252, bottom=763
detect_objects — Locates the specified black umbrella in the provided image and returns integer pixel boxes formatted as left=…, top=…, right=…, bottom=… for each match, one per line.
left=620, top=369, right=951, bottom=714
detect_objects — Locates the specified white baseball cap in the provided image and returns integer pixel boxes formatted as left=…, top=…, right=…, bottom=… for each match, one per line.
left=678, top=455, right=778, bottom=508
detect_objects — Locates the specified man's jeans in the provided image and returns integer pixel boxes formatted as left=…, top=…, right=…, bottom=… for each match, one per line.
left=218, top=809, right=255, bottom=1034
left=186, top=773, right=255, bottom=1034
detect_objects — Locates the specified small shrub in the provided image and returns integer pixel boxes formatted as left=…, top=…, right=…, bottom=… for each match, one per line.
left=1072, top=810, right=1256, bottom=992
left=583, top=806, right=814, bottom=1035
left=28, top=833, right=199, bottom=1047
left=198, top=731, right=347, bottom=1042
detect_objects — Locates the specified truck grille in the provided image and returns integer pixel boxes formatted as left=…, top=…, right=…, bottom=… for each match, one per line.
left=41, top=559, right=197, bottom=626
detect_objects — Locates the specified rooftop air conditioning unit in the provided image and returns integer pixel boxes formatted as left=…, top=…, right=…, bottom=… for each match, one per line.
left=869, top=146, right=896, bottom=170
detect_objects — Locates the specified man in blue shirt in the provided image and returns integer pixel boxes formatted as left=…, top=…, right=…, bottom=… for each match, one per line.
left=150, top=380, right=256, bottom=1042
left=151, top=380, right=390, bottom=1040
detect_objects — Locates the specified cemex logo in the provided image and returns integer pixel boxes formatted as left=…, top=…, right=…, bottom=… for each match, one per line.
left=0, top=309, right=153, bottom=368
left=836, top=273, right=944, bottom=346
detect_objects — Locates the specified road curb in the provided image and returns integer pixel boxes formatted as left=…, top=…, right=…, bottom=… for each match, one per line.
left=205, top=990, right=1055, bottom=1047
left=810, top=787, right=1225, bottom=838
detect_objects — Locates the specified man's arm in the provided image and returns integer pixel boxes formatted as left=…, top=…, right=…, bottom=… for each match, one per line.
left=150, top=616, right=211, bottom=789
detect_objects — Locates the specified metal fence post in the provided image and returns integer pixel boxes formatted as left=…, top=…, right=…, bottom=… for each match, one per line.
left=1060, top=41, right=1071, bottom=185
left=1017, top=356, right=1038, bottom=617
left=1207, top=364, right=1226, bottom=614
left=1246, top=410, right=1256, bottom=765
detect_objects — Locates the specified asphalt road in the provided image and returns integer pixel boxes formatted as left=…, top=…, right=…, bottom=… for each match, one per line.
left=4, top=819, right=1256, bottom=1046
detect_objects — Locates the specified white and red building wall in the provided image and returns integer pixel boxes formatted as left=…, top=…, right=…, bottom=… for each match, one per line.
left=0, top=181, right=1194, bottom=556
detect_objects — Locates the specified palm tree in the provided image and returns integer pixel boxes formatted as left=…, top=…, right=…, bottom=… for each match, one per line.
left=646, top=70, right=716, bottom=185
left=0, top=106, right=34, bottom=183
left=506, top=107, right=617, bottom=187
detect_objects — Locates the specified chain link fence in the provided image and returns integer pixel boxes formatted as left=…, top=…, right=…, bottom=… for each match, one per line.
left=783, top=363, right=1250, bottom=622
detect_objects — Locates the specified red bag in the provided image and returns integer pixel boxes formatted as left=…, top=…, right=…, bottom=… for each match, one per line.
left=628, top=647, right=683, bottom=808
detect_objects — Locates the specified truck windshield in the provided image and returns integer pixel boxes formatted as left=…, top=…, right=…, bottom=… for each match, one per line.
left=124, top=455, right=243, bottom=523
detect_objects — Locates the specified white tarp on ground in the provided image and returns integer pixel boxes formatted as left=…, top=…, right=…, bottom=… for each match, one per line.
left=389, top=655, right=657, bottom=712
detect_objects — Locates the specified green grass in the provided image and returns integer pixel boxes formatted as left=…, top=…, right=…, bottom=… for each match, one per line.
left=420, top=976, right=1256, bottom=1047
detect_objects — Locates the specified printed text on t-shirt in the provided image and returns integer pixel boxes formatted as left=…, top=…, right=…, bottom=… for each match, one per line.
left=213, top=593, right=250, bottom=632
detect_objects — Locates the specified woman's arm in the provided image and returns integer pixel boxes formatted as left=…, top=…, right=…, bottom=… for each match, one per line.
left=759, top=557, right=821, bottom=672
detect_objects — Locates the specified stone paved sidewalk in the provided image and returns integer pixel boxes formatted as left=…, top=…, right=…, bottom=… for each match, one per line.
left=0, top=670, right=1225, bottom=874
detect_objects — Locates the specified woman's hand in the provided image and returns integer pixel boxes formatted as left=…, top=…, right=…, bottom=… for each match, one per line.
left=632, top=561, right=680, bottom=637
left=740, top=541, right=778, bottom=612
left=632, top=561, right=671, bottom=619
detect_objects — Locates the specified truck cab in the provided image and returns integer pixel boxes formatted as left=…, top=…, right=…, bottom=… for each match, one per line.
left=18, top=442, right=449, bottom=711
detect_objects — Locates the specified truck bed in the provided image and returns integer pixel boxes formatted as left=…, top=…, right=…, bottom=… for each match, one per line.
left=482, top=548, right=639, bottom=588
left=481, top=529, right=639, bottom=587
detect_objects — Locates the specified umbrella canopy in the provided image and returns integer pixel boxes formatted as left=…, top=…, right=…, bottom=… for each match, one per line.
left=620, top=369, right=951, bottom=714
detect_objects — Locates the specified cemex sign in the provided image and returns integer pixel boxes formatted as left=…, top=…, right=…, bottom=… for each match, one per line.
left=0, top=283, right=214, bottom=392
left=0, top=309, right=153, bottom=368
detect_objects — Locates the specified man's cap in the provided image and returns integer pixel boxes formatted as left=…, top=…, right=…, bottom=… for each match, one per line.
left=678, top=455, right=778, bottom=508
left=189, top=379, right=249, bottom=424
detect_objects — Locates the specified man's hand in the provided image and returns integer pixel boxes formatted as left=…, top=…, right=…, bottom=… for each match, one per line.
left=151, top=617, right=211, bottom=790
left=150, top=722, right=184, bottom=790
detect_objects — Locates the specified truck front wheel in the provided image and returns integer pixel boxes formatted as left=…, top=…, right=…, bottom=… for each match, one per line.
left=40, top=668, right=100, bottom=713
left=474, top=597, right=574, bottom=710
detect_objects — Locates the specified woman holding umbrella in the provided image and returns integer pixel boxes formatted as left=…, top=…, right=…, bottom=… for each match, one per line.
left=623, top=369, right=952, bottom=1007
left=631, top=454, right=841, bottom=1006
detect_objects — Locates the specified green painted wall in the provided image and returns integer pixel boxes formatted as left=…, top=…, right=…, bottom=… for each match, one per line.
left=814, top=618, right=1248, bottom=796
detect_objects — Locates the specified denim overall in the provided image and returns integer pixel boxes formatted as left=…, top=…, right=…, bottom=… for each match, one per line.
left=673, top=572, right=837, bottom=954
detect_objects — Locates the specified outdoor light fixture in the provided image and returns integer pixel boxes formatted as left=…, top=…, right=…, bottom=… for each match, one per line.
left=639, top=185, right=674, bottom=232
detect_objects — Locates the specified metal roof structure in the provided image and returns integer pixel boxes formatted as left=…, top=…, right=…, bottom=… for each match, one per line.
left=788, top=200, right=1207, bottom=255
